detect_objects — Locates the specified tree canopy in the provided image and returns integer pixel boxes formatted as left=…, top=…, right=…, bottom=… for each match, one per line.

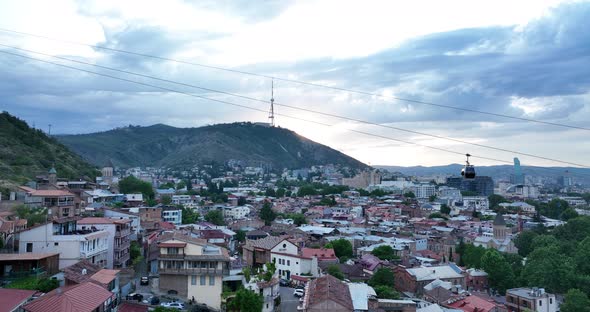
left=371, top=245, right=399, bottom=261
left=118, top=176, right=154, bottom=199
left=368, top=268, right=395, bottom=288
left=325, top=239, right=353, bottom=261
left=259, top=202, right=277, bottom=226
left=327, top=265, right=344, bottom=280
left=228, top=288, right=263, bottom=312
left=205, top=210, right=225, bottom=226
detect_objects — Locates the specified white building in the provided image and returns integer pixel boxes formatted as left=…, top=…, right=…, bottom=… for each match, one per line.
left=162, top=209, right=182, bottom=226
left=172, top=195, right=196, bottom=205
left=17, top=221, right=109, bottom=269
left=410, top=184, right=436, bottom=199
left=462, top=196, right=489, bottom=211
left=223, top=206, right=251, bottom=220
left=506, top=288, right=557, bottom=312
left=77, top=217, right=132, bottom=269
left=271, top=239, right=320, bottom=280
left=243, top=267, right=280, bottom=312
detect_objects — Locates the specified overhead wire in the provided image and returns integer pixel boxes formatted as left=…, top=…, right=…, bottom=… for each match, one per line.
left=0, top=27, right=588, bottom=132
left=0, top=43, right=587, bottom=168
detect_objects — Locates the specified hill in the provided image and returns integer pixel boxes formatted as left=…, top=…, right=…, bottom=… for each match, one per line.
left=57, top=122, right=368, bottom=170
left=0, top=112, right=100, bottom=186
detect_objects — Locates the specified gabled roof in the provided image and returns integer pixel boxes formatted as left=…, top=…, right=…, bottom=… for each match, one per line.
left=301, top=248, right=337, bottom=260
left=244, top=235, right=286, bottom=251
left=406, top=265, right=463, bottom=282
left=306, top=275, right=353, bottom=310
left=22, top=282, right=114, bottom=312
left=0, top=288, right=37, bottom=312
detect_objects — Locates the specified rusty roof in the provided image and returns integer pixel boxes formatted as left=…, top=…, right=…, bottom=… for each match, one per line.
left=306, top=275, right=353, bottom=310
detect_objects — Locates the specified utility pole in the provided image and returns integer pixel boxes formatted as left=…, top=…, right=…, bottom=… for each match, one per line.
left=268, top=79, right=275, bottom=127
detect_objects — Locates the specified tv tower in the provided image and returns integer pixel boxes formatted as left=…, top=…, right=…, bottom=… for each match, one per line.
left=268, top=79, right=275, bottom=127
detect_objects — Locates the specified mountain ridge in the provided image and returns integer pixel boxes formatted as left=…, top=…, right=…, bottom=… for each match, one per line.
left=57, top=122, right=368, bottom=170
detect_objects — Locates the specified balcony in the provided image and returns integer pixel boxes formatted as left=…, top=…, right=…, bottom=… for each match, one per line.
left=159, top=267, right=229, bottom=276
left=159, top=253, right=185, bottom=259
left=80, top=246, right=108, bottom=258
left=115, top=253, right=130, bottom=266
left=115, top=239, right=131, bottom=252
left=115, top=228, right=131, bottom=238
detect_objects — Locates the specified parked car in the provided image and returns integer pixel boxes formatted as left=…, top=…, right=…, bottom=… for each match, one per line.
left=279, top=279, right=290, bottom=286
left=140, top=276, right=149, bottom=285
left=161, top=302, right=185, bottom=310
left=293, top=289, right=304, bottom=297
left=126, top=293, right=144, bottom=301
left=143, top=296, right=160, bottom=305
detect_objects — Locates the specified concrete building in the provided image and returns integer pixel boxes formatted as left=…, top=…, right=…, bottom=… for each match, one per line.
left=271, top=239, right=320, bottom=280
left=17, top=186, right=78, bottom=218
left=223, top=205, right=251, bottom=220
left=17, top=220, right=109, bottom=269
left=461, top=196, right=489, bottom=211
left=157, top=232, right=230, bottom=310
left=506, top=288, right=557, bottom=312
left=162, top=208, right=182, bottom=226
left=410, top=184, right=436, bottom=199
left=77, top=217, right=132, bottom=268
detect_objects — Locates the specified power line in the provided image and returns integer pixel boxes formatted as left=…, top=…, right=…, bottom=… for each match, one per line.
left=1, top=27, right=588, bottom=132
left=1, top=43, right=587, bottom=168
left=0, top=49, right=519, bottom=167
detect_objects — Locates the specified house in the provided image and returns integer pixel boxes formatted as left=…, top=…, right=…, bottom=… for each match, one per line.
left=125, top=194, right=143, bottom=207
left=245, top=230, right=269, bottom=240
left=17, top=219, right=109, bottom=269
left=0, top=253, right=60, bottom=280
left=17, top=186, right=78, bottom=218
left=473, top=214, right=518, bottom=254
left=271, top=239, right=320, bottom=280
left=0, top=288, right=38, bottom=312
left=505, top=288, right=557, bottom=312
left=77, top=217, right=132, bottom=268
left=243, top=236, right=286, bottom=268
left=465, top=268, right=488, bottom=291
left=300, top=274, right=354, bottom=312
left=395, top=264, right=465, bottom=296
left=162, top=207, right=182, bottom=226
left=348, top=283, right=377, bottom=311
left=63, top=260, right=121, bottom=302
left=103, top=209, right=141, bottom=239
left=223, top=205, right=251, bottom=220
left=22, top=281, right=116, bottom=312
left=0, top=211, right=27, bottom=250
left=301, top=248, right=338, bottom=264
left=444, top=294, right=502, bottom=312
left=138, top=207, right=163, bottom=232
left=157, top=232, right=230, bottom=310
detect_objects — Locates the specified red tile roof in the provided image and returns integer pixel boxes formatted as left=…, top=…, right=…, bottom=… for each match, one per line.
left=306, top=275, right=353, bottom=310
left=301, top=248, right=337, bottom=261
left=0, top=288, right=37, bottom=312
left=18, top=187, right=74, bottom=197
left=118, top=302, right=149, bottom=312
left=22, top=282, right=114, bottom=312
left=446, top=295, right=498, bottom=312
left=0, top=253, right=59, bottom=261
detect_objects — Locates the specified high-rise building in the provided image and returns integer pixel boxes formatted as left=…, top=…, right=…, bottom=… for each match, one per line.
left=560, top=170, right=573, bottom=188
left=510, top=157, right=525, bottom=185
left=445, top=176, right=494, bottom=196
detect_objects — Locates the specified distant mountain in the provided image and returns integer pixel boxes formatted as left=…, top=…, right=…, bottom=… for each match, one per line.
left=0, top=112, right=100, bottom=186
left=376, top=164, right=590, bottom=184
left=57, top=122, right=368, bottom=170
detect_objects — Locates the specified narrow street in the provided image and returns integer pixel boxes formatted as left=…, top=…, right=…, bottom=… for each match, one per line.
left=279, top=286, right=300, bottom=312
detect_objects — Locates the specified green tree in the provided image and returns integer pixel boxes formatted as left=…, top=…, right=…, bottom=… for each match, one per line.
left=176, top=180, right=186, bottom=190
left=297, top=185, right=317, bottom=197
left=237, top=197, right=247, bottom=206
left=561, top=289, right=590, bottom=312
left=368, top=268, right=395, bottom=288
left=373, top=285, right=400, bottom=299
left=514, top=230, right=538, bottom=257
left=325, top=239, right=353, bottom=261
left=235, top=230, right=246, bottom=243
left=530, top=234, right=559, bottom=250
left=522, top=245, right=575, bottom=293
left=291, top=213, right=307, bottom=226
left=161, top=195, right=172, bottom=205
left=481, top=249, right=514, bottom=294
left=119, top=176, right=155, bottom=199
left=265, top=188, right=276, bottom=197
left=205, top=210, right=225, bottom=226
left=228, top=288, right=263, bottom=312
left=327, top=265, right=344, bottom=280
left=574, top=237, right=590, bottom=275
left=259, top=202, right=276, bottom=226
left=440, top=204, right=451, bottom=215
left=560, top=207, right=579, bottom=221
left=276, top=188, right=286, bottom=198
left=371, top=245, right=399, bottom=261
left=181, top=207, right=200, bottom=224
left=130, top=241, right=141, bottom=262
left=428, top=194, right=437, bottom=202
left=461, top=244, right=487, bottom=268
left=428, top=212, right=446, bottom=219
left=12, top=205, right=47, bottom=226
left=403, top=191, right=415, bottom=198
left=488, top=194, right=508, bottom=209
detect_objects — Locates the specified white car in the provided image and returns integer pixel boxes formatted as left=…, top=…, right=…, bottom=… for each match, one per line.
left=160, top=302, right=185, bottom=310
left=293, top=289, right=305, bottom=297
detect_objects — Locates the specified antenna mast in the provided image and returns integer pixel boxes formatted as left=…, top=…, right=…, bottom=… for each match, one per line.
left=268, top=79, right=275, bottom=127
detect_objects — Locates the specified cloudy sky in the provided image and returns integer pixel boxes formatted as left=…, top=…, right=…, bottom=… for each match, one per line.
left=0, top=0, right=589, bottom=167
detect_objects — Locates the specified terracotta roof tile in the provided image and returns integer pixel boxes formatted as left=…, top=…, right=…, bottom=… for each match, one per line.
left=0, top=288, right=37, bottom=312
left=306, top=275, right=353, bottom=310
left=22, top=282, right=114, bottom=312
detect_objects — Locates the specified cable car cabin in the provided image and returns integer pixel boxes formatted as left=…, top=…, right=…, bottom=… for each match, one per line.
left=462, top=165, right=476, bottom=179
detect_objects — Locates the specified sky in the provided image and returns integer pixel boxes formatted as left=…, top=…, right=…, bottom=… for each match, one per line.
left=0, top=0, right=589, bottom=168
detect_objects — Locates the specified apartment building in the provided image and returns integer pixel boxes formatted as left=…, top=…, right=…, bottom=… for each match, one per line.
left=162, top=208, right=182, bottom=226
left=77, top=217, right=132, bottom=268
left=505, top=288, right=557, bottom=312
left=17, top=219, right=109, bottom=269
left=18, top=186, right=78, bottom=218
left=157, top=232, right=230, bottom=310
left=223, top=205, right=251, bottom=220
left=271, top=239, right=320, bottom=280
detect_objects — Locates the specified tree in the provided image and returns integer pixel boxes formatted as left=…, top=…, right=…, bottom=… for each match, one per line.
left=327, top=265, right=344, bottom=280
left=481, top=249, right=514, bottom=294
left=574, top=237, right=590, bottom=275
left=12, top=205, right=47, bottom=226
left=276, top=188, right=286, bottom=198
left=176, top=180, right=186, bottom=190
left=119, top=176, right=155, bottom=199
left=561, top=289, right=590, bottom=312
left=514, top=230, right=538, bottom=257
left=161, top=195, right=172, bottom=205
left=325, top=239, right=353, bottom=261
left=428, top=212, right=446, bottom=219
left=488, top=194, right=508, bottom=209
left=205, top=210, right=225, bottom=225
left=460, top=244, right=486, bottom=268
left=181, top=207, right=200, bottom=224
left=368, top=268, right=395, bottom=288
left=130, top=241, right=142, bottom=264
left=297, top=185, right=317, bottom=197
left=228, top=288, right=263, bottom=312
left=235, top=230, right=246, bottom=243
left=237, top=197, right=247, bottom=206
left=561, top=207, right=579, bottom=221
left=530, top=234, right=559, bottom=250
left=428, top=194, right=437, bottom=202
left=259, top=202, right=276, bottom=226
left=291, top=213, right=307, bottom=226
left=373, top=285, right=400, bottom=299
left=371, top=245, right=399, bottom=261
left=265, top=188, right=276, bottom=197
left=521, top=245, right=575, bottom=293
left=440, top=204, right=451, bottom=215
left=403, top=191, right=415, bottom=198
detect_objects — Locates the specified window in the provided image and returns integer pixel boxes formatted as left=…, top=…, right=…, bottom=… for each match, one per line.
left=209, top=275, right=215, bottom=286
left=200, top=275, right=206, bottom=285
left=539, top=300, right=542, bottom=306
left=283, top=243, right=286, bottom=248
left=191, top=276, right=197, bottom=285
left=550, top=298, right=553, bottom=304
left=26, top=243, right=33, bottom=252
left=287, top=260, right=290, bottom=266
left=54, top=242, right=59, bottom=246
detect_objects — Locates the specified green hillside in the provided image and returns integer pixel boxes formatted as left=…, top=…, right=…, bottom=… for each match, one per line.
left=0, top=111, right=100, bottom=186
left=57, top=122, right=368, bottom=170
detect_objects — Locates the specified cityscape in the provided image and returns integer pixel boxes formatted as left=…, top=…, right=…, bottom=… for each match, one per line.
left=1, top=1, right=590, bottom=312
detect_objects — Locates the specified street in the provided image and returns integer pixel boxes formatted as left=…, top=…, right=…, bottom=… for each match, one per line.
left=279, top=286, right=300, bottom=312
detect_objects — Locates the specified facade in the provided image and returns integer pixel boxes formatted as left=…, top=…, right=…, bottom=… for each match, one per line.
left=223, top=205, right=251, bottom=220
left=394, top=264, right=465, bottom=296
left=77, top=217, right=132, bottom=268
left=0, top=253, right=60, bottom=280
left=473, top=214, right=518, bottom=254
left=17, top=220, right=109, bottom=269
left=162, top=208, right=182, bottom=226
left=410, top=184, right=436, bottom=199
left=446, top=176, right=494, bottom=196
left=461, top=196, right=489, bottom=211
left=18, top=186, right=78, bottom=218
left=243, top=236, right=285, bottom=268
left=271, top=239, right=320, bottom=280
left=157, top=233, right=230, bottom=310
left=103, top=209, right=141, bottom=239
left=505, top=288, right=557, bottom=312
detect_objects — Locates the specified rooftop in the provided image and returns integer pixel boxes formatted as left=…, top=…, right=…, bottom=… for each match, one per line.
left=22, top=282, right=114, bottom=312
left=0, top=288, right=38, bottom=312
left=0, top=252, right=59, bottom=261
left=406, top=264, right=463, bottom=282
left=306, top=275, right=353, bottom=310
